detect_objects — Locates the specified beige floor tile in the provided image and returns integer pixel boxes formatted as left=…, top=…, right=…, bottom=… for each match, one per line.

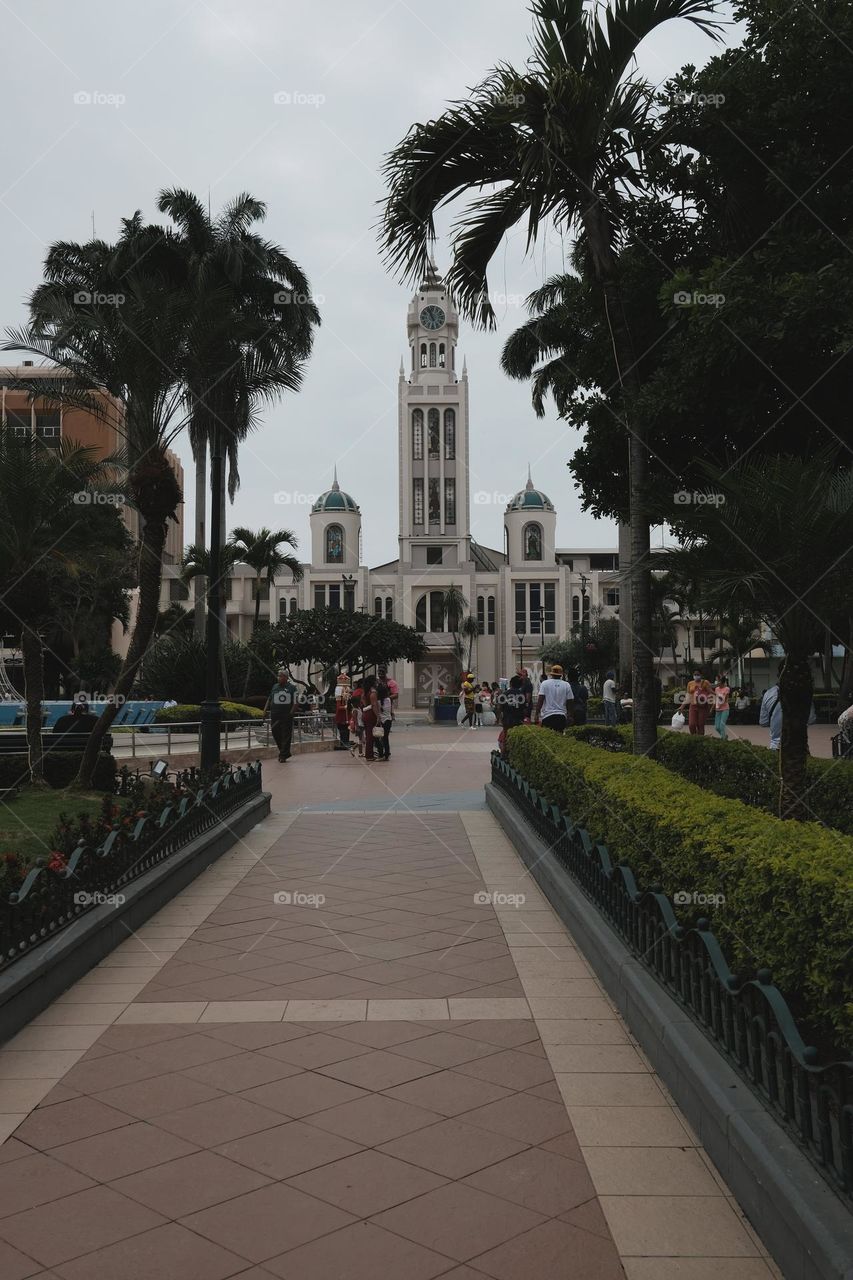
left=6, top=1025, right=105, bottom=1052
left=200, top=1002, right=287, bottom=1022
left=116, top=1002, right=207, bottom=1023
left=503, top=933, right=578, bottom=947
left=555, top=1074, right=667, bottom=1107
left=284, top=1000, right=367, bottom=1021
left=57, top=984, right=146, bottom=1004
left=0, top=1079, right=57, bottom=1112
left=366, top=1000, right=448, bottom=1020
left=601, top=1194, right=760, bottom=1256
left=520, top=978, right=602, bottom=998
left=0, top=1049, right=84, bottom=1079
left=570, top=1105, right=694, bottom=1146
left=0, top=1112, right=28, bottom=1141
left=545, top=1044, right=649, bottom=1073
left=528, top=997, right=616, bottom=1019
left=623, top=1263, right=776, bottom=1280
left=31, top=1004, right=128, bottom=1026
left=585, top=1146, right=723, bottom=1196
left=538, top=1020, right=630, bottom=1046
left=83, top=967, right=162, bottom=984
left=447, top=998, right=531, bottom=1020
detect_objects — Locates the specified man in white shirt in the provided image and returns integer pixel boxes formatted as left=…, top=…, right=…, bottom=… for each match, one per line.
left=602, top=670, right=618, bottom=726
left=534, top=665, right=573, bottom=733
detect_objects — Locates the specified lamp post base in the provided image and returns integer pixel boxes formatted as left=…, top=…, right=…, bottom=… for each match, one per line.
left=199, top=698, right=222, bottom=772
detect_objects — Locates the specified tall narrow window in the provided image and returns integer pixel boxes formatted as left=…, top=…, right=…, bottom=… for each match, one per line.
left=523, top=522, right=542, bottom=561
left=428, top=478, right=441, bottom=523
left=314, top=584, right=326, bottom=610
left=514, top=583, right=526, bottom=634
left=543, top=582, right=556, bottom=634
left=412, top=408, right=423, bottom=459
left=385, top=596, right=393, bottom=620
left=572, top=595, right=580, bottom=628
left=438, top=343, right=446, bottom=368
left=415, top=595, right=427, bottom=631
left=411, top=345, right=415, bottom=369
left=289, top=596, right=297, bottom=616
left=429, top=342, right=437, bottom=367
left=413, top=478, right=424, bottom=525
left=445, top=478, right=456, bottom=525
left=487, top=596, right=495, bottom=635
left=429, top=591, right=445, bottom=632
left=328, top=584, right=341, bottom=610
left=530, top=583, right=542, bottom=633
left=427, top=408, right=440, bottom=458
left=444, top=408, right=455, bottom=459
left=374, top=596, right=382, bottom=617
left=476, top=596, right=485, bottom=635
left=325, top=524, right=344, bottom=564
left=343, top=583, right=355, bottom=612
left=420, top=343, right=427, bottom=368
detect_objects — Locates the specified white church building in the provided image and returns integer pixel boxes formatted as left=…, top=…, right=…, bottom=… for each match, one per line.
left=162, top=268, right=622, bottom=708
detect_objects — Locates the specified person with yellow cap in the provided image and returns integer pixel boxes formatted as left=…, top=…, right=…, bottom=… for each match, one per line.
left=533, top=664, right=574, bottom=733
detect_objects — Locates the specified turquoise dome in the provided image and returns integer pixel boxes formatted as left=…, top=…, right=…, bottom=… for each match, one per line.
left=312, top=474, right=359, bottom=514
left=506, top=474, right=554, bottom=513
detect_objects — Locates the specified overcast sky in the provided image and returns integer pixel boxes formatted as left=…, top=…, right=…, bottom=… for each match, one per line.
left=0, top=0, right=733, bottom=565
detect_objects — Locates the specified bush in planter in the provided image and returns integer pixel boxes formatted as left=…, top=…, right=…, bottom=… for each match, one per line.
left=0, top=753, right=116, bottom=792
left=505, top=726, right=853, bottom=1047
left=153, top=702, right=264, bottom=724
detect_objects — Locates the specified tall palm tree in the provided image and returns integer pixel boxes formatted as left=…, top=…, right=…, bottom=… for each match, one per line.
left=461, top=614, right=480, bottom=673
left=229, top=526, right=303, bottom=631
left=380, top=0, right=721, bottom=755
left=5, top=218, right=189, bottom=785
left=0, top=429, right=119, bottom=783
left=708, top=610, right=770, bottom=689
left=664, top=454, right=853, bottom=818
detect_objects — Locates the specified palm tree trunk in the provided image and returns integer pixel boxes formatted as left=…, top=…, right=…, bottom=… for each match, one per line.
left=617, top=521, right=632, bottom=682
left=75, top=511, right=168, bottom=787
left=254, top=577, right=262, bottom=631
left=194, top=441, right=207, bottom=638
left=21, top=624, right=46, bottom=786
left=778, top=653, right=813, bottom=819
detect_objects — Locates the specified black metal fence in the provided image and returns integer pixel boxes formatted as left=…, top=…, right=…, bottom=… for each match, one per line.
left=490, top=751, right=853, bottom=1205
left=2, top=761, right=263, bottom=970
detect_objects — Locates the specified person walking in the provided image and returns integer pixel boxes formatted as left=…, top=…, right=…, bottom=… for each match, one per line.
left=361, top=674, right=381, bottom=760
left=497, top=674, right=526, bottom=756
left=714, top=673, right=731, bottom=740
left=602, top=670, right=619, bottom=726
left=334, top=673, right=351, bottom=750
left=533, top=664, right=574, bottom=733
left=460, top=680, right=476, bottom=728
left=565, top=667, right=589, bottom=725
left=517, top=667, right=534, bottom=721
left=376, top=679, right=393, bottom=760
left=265, top=668, right=297, bottom=762
left=348, top=682, right=364, bottom=756
left=759, top=683, right=817, bottom=750
left=684, top=669, right=713, bottom=735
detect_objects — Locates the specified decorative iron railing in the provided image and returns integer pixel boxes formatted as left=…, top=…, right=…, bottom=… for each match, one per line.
left=490, top=751, right=853, bottom=1205
left=2, top=761, right=263, bottom=970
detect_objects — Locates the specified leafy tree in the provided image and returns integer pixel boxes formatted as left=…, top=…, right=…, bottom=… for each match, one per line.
left=154, top=603, right=195, bottom=638
left=380, top=0, right=722, bottom=756
left=269, top=609, right=426, bottom=693
left=540, top=614, right=620, bottom=694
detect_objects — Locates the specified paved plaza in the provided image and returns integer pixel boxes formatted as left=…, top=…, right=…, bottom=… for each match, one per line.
left=0, top=727, right=781, bottom=1278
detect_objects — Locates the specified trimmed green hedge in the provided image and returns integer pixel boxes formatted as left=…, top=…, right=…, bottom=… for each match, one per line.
left=505, top=726, right=853, bottom=1047
left=154, top=702, right=264, bottom=724
left=567, top=724, right=853, bottom=837
left=0, top=753, right=116, bottom=792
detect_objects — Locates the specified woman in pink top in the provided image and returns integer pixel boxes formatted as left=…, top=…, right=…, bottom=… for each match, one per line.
left=714, top=674, right=731, bottom=740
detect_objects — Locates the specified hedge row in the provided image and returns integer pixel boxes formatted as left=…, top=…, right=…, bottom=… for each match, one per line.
left=153, top=701, right=264, bottom=724
left=567, top=724, right=853, bottom=836
left=0, top=753, right=116, bottom=792
left=505, top=726, right=853, bottom=1047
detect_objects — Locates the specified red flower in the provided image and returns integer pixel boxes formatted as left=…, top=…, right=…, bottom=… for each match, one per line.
left=48, top=852, right=67, bottom=873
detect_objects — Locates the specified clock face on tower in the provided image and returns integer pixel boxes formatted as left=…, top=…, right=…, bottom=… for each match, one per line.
left=420, top=304, right=445, bottom=330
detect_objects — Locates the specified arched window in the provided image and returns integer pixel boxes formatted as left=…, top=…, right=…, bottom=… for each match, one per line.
left=289, top=596, right=297, bottom=616
left=411, top=345, right=415, bottom=370
left=429, top=342, right=437, bottom=367
left=572, top=595, right=580, bottom=628
left=438, top=343, right=446, bottom=368
left=374, top=596, right=382, bottom=617
left=325, top=524, right=344, bottom=564
left=430, top=591, right=445, bottom=632
left=427, top=408, right=440, bottom=458
left=523, top=522, right=543, bottom=561
left=476, top=595, right=485, bottom=635
left=415, top=594, right=427, bottom=632
left=385, top=596, right=393, bottom=620
left=444, top=408, right=455, bottom=460
left=412, top=408, right=423, bottom=459
left=420, top=343, right=427, bottom=368
left=487, top=596, right=495, bottom=635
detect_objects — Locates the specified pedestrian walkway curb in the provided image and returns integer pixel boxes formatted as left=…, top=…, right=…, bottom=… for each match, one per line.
left=485, top=782, right=853, bottom=1280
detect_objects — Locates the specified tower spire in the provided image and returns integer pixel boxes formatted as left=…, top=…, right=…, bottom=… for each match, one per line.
left=526, top=464, right=533, bottom=491
left=332, top=464, right=339, bottom=492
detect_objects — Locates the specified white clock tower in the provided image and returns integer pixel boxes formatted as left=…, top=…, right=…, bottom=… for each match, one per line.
left=397, top=263, right=471, bottom=571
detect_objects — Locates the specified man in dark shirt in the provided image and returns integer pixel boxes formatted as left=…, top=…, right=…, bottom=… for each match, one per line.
left=517, top=666, right=534, bottom=720
left=53, top=701, right=100, bottom=736
left=565, top=667, right=589, bottom=725
left=265, top=669, right=298, bottom=762
left=497, top=675, right=527, bottom=757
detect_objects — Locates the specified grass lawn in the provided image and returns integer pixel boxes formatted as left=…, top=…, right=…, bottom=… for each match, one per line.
left=0, top=788, right=103, bottom=864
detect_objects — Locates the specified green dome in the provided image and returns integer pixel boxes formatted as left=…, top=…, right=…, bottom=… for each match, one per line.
left=312, top=473, right=359, bottom=514
left=506, top=473, right=554, bottom=513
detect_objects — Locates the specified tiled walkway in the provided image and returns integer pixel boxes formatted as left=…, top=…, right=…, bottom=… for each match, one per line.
left=0, top=728, right=780, bottom=1278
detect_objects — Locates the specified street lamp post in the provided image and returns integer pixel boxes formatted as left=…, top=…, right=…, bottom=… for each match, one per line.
left=579, top=574, right=589, bottom=676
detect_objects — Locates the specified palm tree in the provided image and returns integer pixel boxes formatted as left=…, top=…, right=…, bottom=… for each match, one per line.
left=229, top=526, right=303, bottom=631
left=5, top=217, right=190, bottom=786
left=380, top=0, right=721, bottom=755
left=664, top=454, right=853, bottom=818
left=707, top=610, right=770, bottom=689
left=461, top=614, right=480, bottom=673
left=0, top=429, right=119, bottom=783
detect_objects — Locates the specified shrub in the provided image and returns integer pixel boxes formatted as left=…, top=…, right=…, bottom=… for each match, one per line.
left=153, top=702, right=264, bottom=724
left=505, top=726, right=853, bottom=1047
left=0, top=753, right=116, bottom=792
left=585, top=696, right=603, bottom=717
